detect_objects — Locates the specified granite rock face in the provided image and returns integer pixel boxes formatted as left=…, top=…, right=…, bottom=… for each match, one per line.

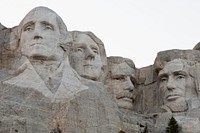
left=1, top=6, right=200, bottom=133
left=0, top=6, right=120, bottom=133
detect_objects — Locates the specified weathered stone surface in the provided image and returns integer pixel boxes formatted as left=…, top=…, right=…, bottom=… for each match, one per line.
left=0, top=25, right=20, bottom=81
left=136, top=65, right=158, bottom=113
left=64, top=80, right=121, bottom=132
left=2, top=6, right=200, bottom=133
left=0, top=6, right=126, bottom=133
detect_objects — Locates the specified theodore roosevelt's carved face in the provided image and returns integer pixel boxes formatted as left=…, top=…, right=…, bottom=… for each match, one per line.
left=105, top=61, right=136, bottom=111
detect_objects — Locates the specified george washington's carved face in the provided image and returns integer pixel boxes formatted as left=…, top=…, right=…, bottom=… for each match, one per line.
left=19, top=8, right=63, bottom=61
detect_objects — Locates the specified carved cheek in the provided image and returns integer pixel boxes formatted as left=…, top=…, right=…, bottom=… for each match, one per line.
left=159, top=84, right=168, bottom=98
left=159, top=83, right=167, bottom=92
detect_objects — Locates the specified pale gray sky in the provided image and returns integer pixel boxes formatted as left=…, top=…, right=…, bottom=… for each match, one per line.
left=1, top=0, right=200, bottom=68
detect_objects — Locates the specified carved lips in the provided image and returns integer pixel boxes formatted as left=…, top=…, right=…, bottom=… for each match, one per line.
left=31, top=42, right=43, bottom=46
left=116, top=92, right=133, bottom=103
left=166, top=93, right=181, bottom=101
left=83, top=64, right=93, bottom=67
left=83, top=62, right=96, bottom=67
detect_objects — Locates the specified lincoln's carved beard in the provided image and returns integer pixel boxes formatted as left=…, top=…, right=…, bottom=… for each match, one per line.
left=164, top=100, right=188, bottom=113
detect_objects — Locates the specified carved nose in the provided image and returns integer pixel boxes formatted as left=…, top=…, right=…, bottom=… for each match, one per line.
left=85, top=48, right=95, bottom=60
left=33, top=24, right=43, bottom=40
left=34, top=35, right=43, bottom=40
left=166, top=78, right=176, bottom=91
left=124, top=77, right=134, bottom=92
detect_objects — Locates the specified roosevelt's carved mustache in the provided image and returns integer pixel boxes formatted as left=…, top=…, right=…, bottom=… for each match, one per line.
left=116, top=92, right=133, bottom=100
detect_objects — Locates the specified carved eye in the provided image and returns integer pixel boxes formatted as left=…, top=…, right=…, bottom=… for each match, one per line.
left=45, top=25, right=53, bottom=30
left=113, top=76, right=125, bottom=81
left=44, top=23, right=54, bottom=30
left=160, top=77, right=168, bottom=82
left=24, top=26, right=33, bottom=31
left=93, top=50, right=98, bottom=53
left=176, top=74, right=185, bottom=80
left=77, top=47, right=83, bottom=52
left=92, top=48, right=99, bottom=54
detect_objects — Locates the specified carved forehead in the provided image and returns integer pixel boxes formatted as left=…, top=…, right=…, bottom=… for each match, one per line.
left=107, top=56, right=135, bottom=69
left=20, top=7, right=58, bottom=26
left=109, top=63, right=136, bottom=79
left=158, top=59, right=189, bottom=76
left=73, top=33, right=97, bottom=46
left=154, top=49, right=200, bottom=73
left=108, top=57, right=136, bottom=77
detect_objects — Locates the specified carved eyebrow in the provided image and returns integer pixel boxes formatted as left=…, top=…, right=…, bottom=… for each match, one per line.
left=73, top=43, right=86, bottom=49
left=158, top=73, right=168, bottom=79
left=90, top=43, right=98, bottom=48
left=91, top=46, right=98, bottom=50
left=22, top=21, right=34, bottom=30
left=41, top=21, right=54, bottom=30
left=91, top=46, right=99, bottom=53
left=111, top=74, right=125, bottom=78
left=173, top=71, right=187, bottom=76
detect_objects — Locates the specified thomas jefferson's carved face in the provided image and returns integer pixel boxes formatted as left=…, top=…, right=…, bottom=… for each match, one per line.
left=69, top=33, right=103, bottom=80
left=20, top=8, right=63, bottom=60
left=158, top=59, right=195, bottom=106
left=105, top=62, right=136, bottom=111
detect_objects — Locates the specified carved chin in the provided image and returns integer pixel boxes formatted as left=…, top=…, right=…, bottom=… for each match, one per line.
left=22, top=48, right=47, bottom=58
left=116, top=100, right=133, bottom=111
left=80, top=68, right=101, bottom=80
left=166, top=100, right=188, bottom=113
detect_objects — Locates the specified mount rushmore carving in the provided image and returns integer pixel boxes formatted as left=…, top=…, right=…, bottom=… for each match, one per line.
left=1, top=6, right=200, bottom=133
